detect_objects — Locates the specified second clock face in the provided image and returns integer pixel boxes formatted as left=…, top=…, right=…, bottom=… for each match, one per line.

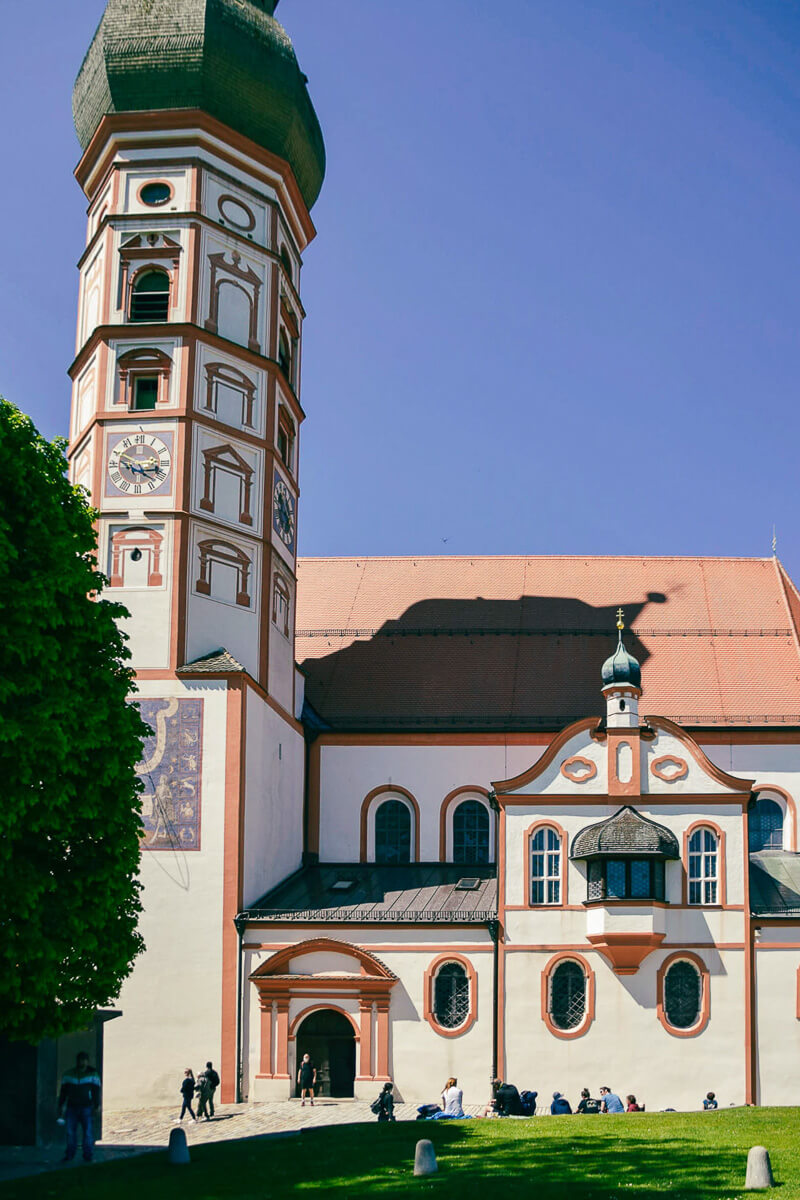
left=108, top=433, right=172, bottom=495
left=273, top=477, right=295, bottom=549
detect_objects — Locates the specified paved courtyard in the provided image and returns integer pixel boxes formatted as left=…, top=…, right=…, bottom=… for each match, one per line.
left=0, top=1099, right=487, bottom=1183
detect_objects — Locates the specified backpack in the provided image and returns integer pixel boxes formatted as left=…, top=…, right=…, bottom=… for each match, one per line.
left=519, top=1090, right=538, bottom=1116
left=370, top=1096, right=384, bottom=1115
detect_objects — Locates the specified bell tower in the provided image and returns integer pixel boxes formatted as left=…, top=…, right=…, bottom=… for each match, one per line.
left=68, top=0, right=324, bottom=708
left=68, top=0, right=325, bottom=1107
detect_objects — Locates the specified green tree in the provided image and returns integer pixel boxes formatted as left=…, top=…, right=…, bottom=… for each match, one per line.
left=0, top=398, right=147, bottom=1041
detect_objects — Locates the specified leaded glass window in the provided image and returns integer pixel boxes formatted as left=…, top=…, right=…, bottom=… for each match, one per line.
left=530, top=827, right=561, bottom=905
left=607, top=859, right=626, bottom=899
left=663, top=960, right=701, bottom=1029
left=550, top=960, right=586, bottom=1030
left=453, top=800, right=490, bottom=865
left=748, top=798, right=783, bottom=852
left=584, top=859, right=665, bottom=902
left=433, top=962, right=470, bottom=1029
left=688, top=828, right=718, bottom=904
left=374, top=799, right=411, bottom=864
left=130, top=270, right=170, bottom=322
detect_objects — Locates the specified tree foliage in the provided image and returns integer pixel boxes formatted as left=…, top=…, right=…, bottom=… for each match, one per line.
left=0, top=398, right=147, bottom=1042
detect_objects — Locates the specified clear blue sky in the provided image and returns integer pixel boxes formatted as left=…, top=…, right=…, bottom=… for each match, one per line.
left=1, top=1, right=799, bottom=579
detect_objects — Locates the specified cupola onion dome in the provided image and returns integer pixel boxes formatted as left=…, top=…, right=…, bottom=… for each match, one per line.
left=601, top=609, right=641, bottom=691
left=72, top=0, right=326, bottom=210
left=570, top=806, right=680, bottom=860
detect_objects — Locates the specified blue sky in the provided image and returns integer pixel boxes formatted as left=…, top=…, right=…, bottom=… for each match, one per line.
left=1, top=1, right=799, bottom=580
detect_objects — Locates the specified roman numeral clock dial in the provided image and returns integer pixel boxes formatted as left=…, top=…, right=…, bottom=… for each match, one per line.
left=107, top=434, right=172, bottom=496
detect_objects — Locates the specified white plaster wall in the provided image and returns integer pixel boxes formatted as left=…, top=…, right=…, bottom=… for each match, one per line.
left=194, top=342, right=268, bottom=438
left=122, top=167, right=189, bottom=215
left=186, top=520, right=261, bottom=677
left=242, top=689, right=304, bottom=908
left=103, top=679, right=229, bottom=1109
left=191, top=425, right=264, bottom=536
left=78, top=246, right=104, bottom=349
left=753, top=936, right=800, bottom=1105
left=244, top=928, right=494, bottom=1105
left=645, top=730, right=746, bottom=794
left=505, top=730, right=607, bottom=794
left=503, top=947, right=746, bottom=1112
left=100, top=518, right=173, bottom=671
left=198, top=229, right=271, bottom=353
left=204, top=173, right=270, bottom=249
left=317, top=743, right=545, bottom=862
left=268, top=598, right=295, bottom=717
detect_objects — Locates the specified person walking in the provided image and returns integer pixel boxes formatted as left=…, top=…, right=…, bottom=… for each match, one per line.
left=297, top=1053, right=317, bottom=1106
left=204, top=1062, right=220, bottom=1116
left=179, top=1069, right=197, bottom=1122
left=58, top=1052, right=101, bottom=1163
left=374, top=1082, right=396, bottom=1122
left=196, top=1068, right=213, bottom=1121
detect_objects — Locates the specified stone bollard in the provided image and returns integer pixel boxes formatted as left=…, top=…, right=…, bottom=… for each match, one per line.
left=414, top=1139, right=437, bottom=1177
left=168, top=1126, right=191, bottom=1165
left=745, top=1146, right=775, bottom=1190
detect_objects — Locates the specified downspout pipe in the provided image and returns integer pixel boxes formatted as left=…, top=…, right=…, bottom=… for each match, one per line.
left=488, top=788, right=501, bottom=1083
left=234, top=914, right=247, bottom=1104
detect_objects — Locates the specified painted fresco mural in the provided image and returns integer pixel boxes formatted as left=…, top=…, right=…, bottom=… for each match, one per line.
left=136, top=698, right=203, bottom=850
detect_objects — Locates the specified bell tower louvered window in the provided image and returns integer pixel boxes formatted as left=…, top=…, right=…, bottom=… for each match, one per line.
left=130, top=270, right=170, bottom=322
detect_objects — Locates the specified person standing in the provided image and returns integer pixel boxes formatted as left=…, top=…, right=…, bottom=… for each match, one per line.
left=204, top=1061, right=220, bottom=1116
left=375, top=1082, right=396, bottom=1122
left=297, top=1053, right=317, bottom=1106
left=179, top=1069, right=197, bottom=1122
left=58, top=1052, right=101, bottom=1164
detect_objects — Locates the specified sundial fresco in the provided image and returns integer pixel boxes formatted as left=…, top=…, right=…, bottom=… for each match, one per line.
left=136, top=698, right=204, bottom=850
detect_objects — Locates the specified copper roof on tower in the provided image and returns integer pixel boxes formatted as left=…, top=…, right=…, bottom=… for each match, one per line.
left=295, top=555, right=800, bottom=732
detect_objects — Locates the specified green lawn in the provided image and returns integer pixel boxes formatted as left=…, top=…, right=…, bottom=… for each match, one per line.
left=2, top=1109, right=799, bottom=1199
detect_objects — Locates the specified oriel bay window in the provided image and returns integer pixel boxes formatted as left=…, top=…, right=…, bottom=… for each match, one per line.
left=587, top=858, right=665, bottom=902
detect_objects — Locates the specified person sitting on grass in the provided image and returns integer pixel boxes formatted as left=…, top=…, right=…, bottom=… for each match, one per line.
left=576, top=1088, right=601, bottom=1114
left=550, top=1091, right=572, bottom=1115
left=489, top=1079, right=524, bottom=1117
left=435, top=1077, right=465, bottom=1118
left=703, top=1091, right=718, bottom=1110
left=626, top=1095, right=644, bottom=1112
left=599, top=1086, right=624, bottom=1113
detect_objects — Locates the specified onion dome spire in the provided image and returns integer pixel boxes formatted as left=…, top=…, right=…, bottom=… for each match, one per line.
left=601, top=608, right=642, bottom=692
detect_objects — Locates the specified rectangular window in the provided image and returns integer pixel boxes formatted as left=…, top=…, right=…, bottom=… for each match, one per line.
left=606, top=860, right=626, bottom=899
left=133, top=377, right=158, bottom=410
left=630, top=860, right=651, bottom=898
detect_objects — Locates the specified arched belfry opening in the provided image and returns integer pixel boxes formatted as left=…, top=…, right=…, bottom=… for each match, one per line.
left=295, top=1010, right=356, bottom=1098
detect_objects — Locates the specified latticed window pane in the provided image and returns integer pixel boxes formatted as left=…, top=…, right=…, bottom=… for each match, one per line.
left=375, top=800, right=411, bottom=864
left=453, top=800, right=490, bottom=864
left=588, top=860, right=604, bottom=901
left=550, top=961, right=586, bottom=1030
left=606, top=860, right=625, bottom=899
left=530, top=827, right=561, bottom=905
left=749, top=798, right=783, bottom=851
left=664, top=960, right=701, bottom=1028
left=433, top=962, right=470, bottom=1029
left=688, top=827, right=718, bottom=905
left=630, top=860, right=651, bottom=898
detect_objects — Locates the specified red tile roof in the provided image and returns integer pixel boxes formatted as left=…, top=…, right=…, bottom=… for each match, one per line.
left=295, top=556, right=800, bottom=731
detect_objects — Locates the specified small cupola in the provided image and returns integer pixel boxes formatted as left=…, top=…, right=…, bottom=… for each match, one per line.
left=601, top=609, right=642, bottom=728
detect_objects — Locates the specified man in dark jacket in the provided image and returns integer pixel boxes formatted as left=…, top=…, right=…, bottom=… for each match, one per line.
left=550, top=1091, right=572, bottom=1114
left=58, top=1052, right=101, bottom=1163
left=493, top=1079, right=524, bottom=1116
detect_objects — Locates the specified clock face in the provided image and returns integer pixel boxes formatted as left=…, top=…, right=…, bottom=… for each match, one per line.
left=107, top=433, right=172, bottom=496
left=273, top=478, right=295, bottom=548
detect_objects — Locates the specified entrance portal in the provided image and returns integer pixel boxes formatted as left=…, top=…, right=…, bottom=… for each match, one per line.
left=295, top=1009, right=356, bottom=1098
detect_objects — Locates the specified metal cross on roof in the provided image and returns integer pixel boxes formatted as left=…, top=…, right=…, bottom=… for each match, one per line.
left=616, top=607, right=625, bottom=631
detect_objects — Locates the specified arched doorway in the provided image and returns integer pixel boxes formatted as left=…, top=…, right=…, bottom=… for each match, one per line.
left=295, top=1010, right=356, bottom=1098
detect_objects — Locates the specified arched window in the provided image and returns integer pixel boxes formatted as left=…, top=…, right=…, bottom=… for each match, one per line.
left=549, top=960, right=586, bottom=1031
left=130, top=269, right=170, bottom=322
left=374, top=800, right=411, bottom=864
left=279, top=244, right=293, bottom=281
left=453, top=800, right=490, bottom=864
left=530, top=826, right=562, bottom=905
left=749, top=797, right=784, bottom=851
left=433, top=962, right=470, bottom=1030
left=663, top=960, right=701, bottom=1029
left=688, top=827, right=718, bottom=904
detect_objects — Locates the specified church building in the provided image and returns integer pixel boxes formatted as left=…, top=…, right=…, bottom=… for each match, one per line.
left=67, top=0, right=800, bottom=1112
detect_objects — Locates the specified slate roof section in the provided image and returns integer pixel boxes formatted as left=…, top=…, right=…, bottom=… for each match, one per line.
left=243, top=864, right=497, bottom=924
left=177, top=647, right=245, bottom=674
left=570, top=806, right=681, bottom=860
left=295, top=555, right=800, bottom=732
left=749, top=852, right=800, bottom=916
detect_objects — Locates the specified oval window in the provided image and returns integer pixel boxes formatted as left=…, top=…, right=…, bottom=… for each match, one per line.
left=140, top=182, right=172, bottom=207
left=219, top=196, right=256, bottom=231
left=663, top=960, right=701, bottom=1028
left=550, top=960, right=586, bottom=1030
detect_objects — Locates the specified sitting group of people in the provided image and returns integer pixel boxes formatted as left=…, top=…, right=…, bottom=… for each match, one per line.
left=485, top=1081, right=641, bottom=1116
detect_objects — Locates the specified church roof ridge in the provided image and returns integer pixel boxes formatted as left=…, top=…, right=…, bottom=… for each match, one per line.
left=299, top=553, right=780, bottom=565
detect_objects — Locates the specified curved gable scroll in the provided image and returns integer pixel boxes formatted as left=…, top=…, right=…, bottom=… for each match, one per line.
left=492, top=717, right=600, bottom=795
left=648, top=717, right=755, bottom=793
left=251, top=938, right=396, bottom=982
